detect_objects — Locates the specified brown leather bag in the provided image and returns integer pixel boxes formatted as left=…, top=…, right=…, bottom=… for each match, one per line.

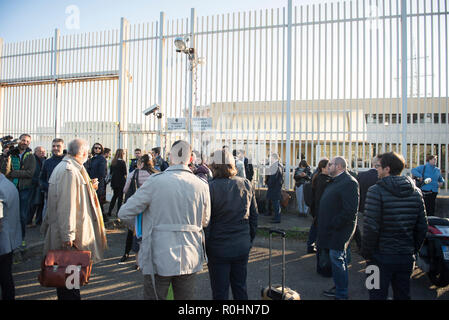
left=38, top=248, right=93, bottom=288
left=280, top=189, right=291, bottom=208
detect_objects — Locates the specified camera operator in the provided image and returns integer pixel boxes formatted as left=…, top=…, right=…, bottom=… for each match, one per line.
left=6, top=134, right=36, bottom=248
left=0, top=136, right=16, bottom=175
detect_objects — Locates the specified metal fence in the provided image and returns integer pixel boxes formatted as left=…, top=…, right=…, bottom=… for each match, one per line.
left=0, top=0, right=448, bottom=191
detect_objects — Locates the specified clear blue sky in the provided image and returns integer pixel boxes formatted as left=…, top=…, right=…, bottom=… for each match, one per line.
left=0, top=0, right=316, bottom=43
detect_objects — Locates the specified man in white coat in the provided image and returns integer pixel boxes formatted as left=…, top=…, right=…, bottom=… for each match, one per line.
left=41, top=138, right=108, bottom=300
left=118, top=140, right=211, bottom=300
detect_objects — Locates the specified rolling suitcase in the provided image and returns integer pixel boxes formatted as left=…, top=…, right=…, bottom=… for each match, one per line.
left=261, top=229, right=301, bottom=300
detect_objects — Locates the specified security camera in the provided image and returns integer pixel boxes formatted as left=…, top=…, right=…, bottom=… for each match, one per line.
left=143, top=104, right=160, bottom=116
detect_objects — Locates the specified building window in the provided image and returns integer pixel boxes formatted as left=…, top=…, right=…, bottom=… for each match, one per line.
left=392, top=114, right=398, bottom=124
left=378, top=114, right=383, bottom=124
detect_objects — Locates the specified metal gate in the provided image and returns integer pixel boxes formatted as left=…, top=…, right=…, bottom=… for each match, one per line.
left=0, top=0, right=448, bottom=190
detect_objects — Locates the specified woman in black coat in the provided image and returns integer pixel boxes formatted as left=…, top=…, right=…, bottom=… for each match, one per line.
left=306, top=158, right=331, bottom=253
left=205, top=149, right=258, bottom=300
left=107, top=149, right=127, bottom=217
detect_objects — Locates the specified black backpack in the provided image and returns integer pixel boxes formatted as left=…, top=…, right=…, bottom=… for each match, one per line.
left=303, top=181, right=313, bottom=207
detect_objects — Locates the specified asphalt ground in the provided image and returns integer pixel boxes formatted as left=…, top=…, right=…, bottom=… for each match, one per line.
left=9, top=226, right=449, bottom=301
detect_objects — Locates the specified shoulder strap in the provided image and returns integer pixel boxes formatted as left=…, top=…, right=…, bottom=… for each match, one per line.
left=133, top=169, right=140, bottom=188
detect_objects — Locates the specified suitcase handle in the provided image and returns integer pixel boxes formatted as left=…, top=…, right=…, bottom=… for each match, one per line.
left=269, top=229, right=286, bottom=237
left=268, top=229, right=286, bottom=297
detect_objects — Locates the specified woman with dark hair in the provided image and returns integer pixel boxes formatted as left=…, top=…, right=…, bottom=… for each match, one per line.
left=194, top=153, right=213, bottom=183
left=107, top=149, right=127, bottom=217
left=309, top=158, right=332, bottom=276
left=205, top=149, right=258, bottom=300
left=119, top=154, right=158, bottom=265
left=85, top=142, right=108, bottom=220
left=294, top=159, right=312, bottom=216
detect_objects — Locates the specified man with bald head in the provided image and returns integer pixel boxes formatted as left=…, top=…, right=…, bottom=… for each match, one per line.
left=119, top=140, right=210, bottom=300
left=317, top=156, right=359, bottom=300
left=41, top=138, right=108, bottom=300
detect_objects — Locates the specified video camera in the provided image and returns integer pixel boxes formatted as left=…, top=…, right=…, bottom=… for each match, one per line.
left=0, top=135, right=20, bottom=156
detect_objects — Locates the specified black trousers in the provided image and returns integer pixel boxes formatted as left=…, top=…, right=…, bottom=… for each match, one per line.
left=367, top=260, right=413, bottom=300
left=108, top=187, right=124, bottom=216
left=124, top=229, right=134, bottom=255
left=0, top=252, right=15, bottom=300
left=207, top=254, right=249, bottom=300
left=56, top=287, right=81, bottom=300
left=423, top=191, right=438, bottom=216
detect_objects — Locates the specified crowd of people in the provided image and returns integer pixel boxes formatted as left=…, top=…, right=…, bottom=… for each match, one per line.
left=0, top=133, right=446, bottom=301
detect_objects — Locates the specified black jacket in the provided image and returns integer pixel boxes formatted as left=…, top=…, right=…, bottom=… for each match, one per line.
left=244, top=157, right=254, bottom=181
left=265, top=162, right=284, bottom=201
left=205, top=176, right=258, bottom=258
left=362, top=175, right=428, bottom=262
left=310, top=173, right=331, bottom=220
left=85, top=155, right=107, bottom=201
left=294, top=166, right=312, bottom=187
left=357, top=168, right=379, bottom=212
left=317, top=171, right=359, bottom=251
left=110, top=159, right=127, bottom=190
left=39, top=155, right=64, bottom=193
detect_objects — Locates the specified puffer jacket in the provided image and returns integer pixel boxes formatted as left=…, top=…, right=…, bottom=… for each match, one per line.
left=362, top=175, right=428, bottom=261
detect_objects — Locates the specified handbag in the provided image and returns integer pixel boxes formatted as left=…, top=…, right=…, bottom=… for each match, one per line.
left=280, top=189, right=291, bottom=208
left=38, top=247, right=93, bottom=288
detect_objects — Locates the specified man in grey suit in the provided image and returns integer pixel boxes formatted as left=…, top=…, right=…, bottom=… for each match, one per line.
left=0, top=173, right=22, bottom=300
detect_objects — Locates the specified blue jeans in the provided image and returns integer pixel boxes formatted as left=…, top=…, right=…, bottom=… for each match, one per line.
left=329, top=249, right=349, bottom=299
left=272, top=200, right=281, bottom=222
left=19, top=188, right=33, bottom=241
left=207, top=254, right=249, bottom=300
left=295, top=185, right=308, bottom=214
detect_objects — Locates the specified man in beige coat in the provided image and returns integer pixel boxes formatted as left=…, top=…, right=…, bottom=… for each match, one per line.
left=41, top=138, right=107, bottom=300
left=118, top=140, right=211, bottom=300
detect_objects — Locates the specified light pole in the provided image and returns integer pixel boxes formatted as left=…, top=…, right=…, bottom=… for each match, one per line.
left=174, top=36, right=197, bottom=145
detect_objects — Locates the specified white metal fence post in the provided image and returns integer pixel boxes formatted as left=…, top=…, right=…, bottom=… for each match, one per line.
left=285, top=0, right=293, bottom=189
left=157, top=12, right=166, bottom=148
left=401, top=0, right=408, bottom=159
left=189, top=8, right=197, bottom=145
left=53, top=29, right=60, bottom=138
left=117, top=17, right=129, bottom=150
